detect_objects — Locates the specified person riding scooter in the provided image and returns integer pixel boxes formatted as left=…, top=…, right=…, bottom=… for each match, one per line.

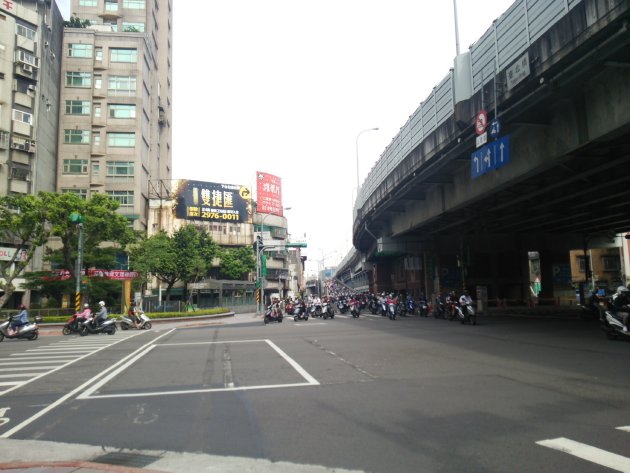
left=128, top=301, right=141, bottom=329
left=95, top=301, right=108, bottom=327
left=9, top=304, right=29, bottom=336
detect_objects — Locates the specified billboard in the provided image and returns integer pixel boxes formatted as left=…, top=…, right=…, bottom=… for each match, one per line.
left=173, top=180, right=252, bottom=223
left=256, top=171, right=283, bottom=216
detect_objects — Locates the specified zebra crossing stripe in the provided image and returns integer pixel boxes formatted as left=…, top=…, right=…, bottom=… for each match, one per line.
left=537, top=437, right=630, bottom=473
left=617, top=426, right=630, bottom=433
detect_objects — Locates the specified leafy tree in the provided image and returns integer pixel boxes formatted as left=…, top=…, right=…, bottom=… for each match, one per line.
left=0, top=194, right=50, bottom=308
left=130, top=225, right=219, bottom=300
left=23, top=193, right=137, bottom=305
left=218, top=246, right=256, bottom=280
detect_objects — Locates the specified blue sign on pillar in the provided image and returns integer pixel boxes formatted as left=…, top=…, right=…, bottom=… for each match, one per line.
left=471, top=134, right=510, bottom=179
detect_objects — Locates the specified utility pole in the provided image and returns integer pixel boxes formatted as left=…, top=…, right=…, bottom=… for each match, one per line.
left=70, top=212, right=84, bottom=311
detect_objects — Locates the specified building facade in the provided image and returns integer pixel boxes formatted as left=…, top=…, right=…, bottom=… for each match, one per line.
left=57, top=0, right=172, bottom=231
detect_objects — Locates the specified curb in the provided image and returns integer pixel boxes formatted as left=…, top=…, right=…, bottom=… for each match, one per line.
left=0, top=460, right=165, bottom=472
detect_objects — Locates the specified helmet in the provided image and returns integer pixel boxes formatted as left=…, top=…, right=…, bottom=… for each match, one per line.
left=617, top=286, right=628, bottom=295
left=99, top=301, right=105, bottom=306
left=18, top=304, right=26, bottom=310
left=84, top=303, right=89, bottom=308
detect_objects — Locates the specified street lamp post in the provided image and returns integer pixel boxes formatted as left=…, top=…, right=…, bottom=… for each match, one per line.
left=356, top=127, right=379, bottom=191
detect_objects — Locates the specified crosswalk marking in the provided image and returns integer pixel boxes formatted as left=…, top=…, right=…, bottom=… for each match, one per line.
left=537, top=437, right=630, bottom=472
left=617, top=426, right=630, bottom=433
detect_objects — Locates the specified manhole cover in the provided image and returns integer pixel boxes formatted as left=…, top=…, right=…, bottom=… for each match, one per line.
left=93, top=452, right=161, bottom=468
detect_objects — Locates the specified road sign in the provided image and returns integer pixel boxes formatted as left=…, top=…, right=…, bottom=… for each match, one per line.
left=471, top=134, right=510, bottom=179
left=476, top=131, right=488, bottom=148
left=475, top=110, right=488, bottom=135
left=489, top=119, right=501, bottom=139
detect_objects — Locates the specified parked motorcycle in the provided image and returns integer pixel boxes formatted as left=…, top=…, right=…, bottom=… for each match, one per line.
left=369, top=298, right=379, bottom=315
left=79, top=314, right=117, bottom=336
left=119, top=310, right=152, bottom=330
left=0, top=314, right=39, bottom=342
left=406, top=297, right=416, bottom=315
left=388, top=300, right=397, bottom=320
left=433, top=296, right=446, bottom=319
left=418, top=298, right=429, bottom=317
left=600, top=307, right=630, bottom=340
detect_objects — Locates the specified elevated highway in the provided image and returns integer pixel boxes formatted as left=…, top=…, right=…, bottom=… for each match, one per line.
left=340, top=0, right=630, bottom=303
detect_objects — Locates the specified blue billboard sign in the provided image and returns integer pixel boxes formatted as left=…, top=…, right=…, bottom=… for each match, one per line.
left=471, top=134, right=510, bottom=179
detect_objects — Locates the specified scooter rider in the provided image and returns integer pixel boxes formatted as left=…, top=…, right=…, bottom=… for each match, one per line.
left=95, top=301, right=108, bottom=326
left=77, top=303, right=92, bottom=323
left=612, top=286, right=630, bottom=332
left=128, top=301, right=141, bottom=329
left=9, top=304, right=29, bottom=336
left=459, top=290, right=473, bottom=310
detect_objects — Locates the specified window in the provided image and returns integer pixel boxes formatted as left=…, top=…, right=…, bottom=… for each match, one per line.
left=15, top=50, right=38, bottom=67
left=63, top=159, right=89, bottom=174
left=107, top=190, right=134, bottom=207
left=110, top=48, right=137, bottom=63
left=66, top=71, right=92, bottom=87
left=65, top=100, right=91, bottom=115
left=108, top=104, right=136, bottom=119
left=95, top=47, right=103, bottom=61
left=10, top=165, right=31, bottom=181
left=105, top=0, right=119, bottom=11
left=94, top=74, right=102, bottom=89
left=123, top=0, right=145, bottom=8
left=107, top=132, right=135, bottom=147
left=122, top=22, right=145, bottom=32
left=578, top=256, right=586, bottom=273
left=64, top=129, right=90, bottom=144
left=107, top=161, right=134, bottom=175
left=108, top=75, right=136, bottom=96
left=602, top=256, right=620, bottom=271
left=16, top=24, right=36, bottom=41
left=62, top=188, right=88, bottom=199
left=92, top=162, right=100, bottom=175
left=12, top=109, right=32, bottom=125
left=79, top=0, right=97, bottom=5
left=92, top=132, right=101, bottom=146
left=94, top=103, right=101, bottom=118
left=104, top=21, right=118, bottom=32
left=67, top=43, right=93, bottom=58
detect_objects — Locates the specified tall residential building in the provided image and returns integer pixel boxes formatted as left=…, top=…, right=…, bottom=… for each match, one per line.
left=58, top=0, right=172, bottom=231
left=0, top=0, right=63, bottom=307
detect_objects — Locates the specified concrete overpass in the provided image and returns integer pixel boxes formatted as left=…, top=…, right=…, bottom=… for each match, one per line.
left=338, top=0, right=630, bottom=304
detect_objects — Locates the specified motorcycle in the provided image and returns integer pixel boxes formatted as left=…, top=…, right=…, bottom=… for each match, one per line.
left=418, top=299, right=429, bottom=317
left=264, top=305, right=283, bottom=324
left=0, top=314, right=40, bottom=342
left=350, top=299, right=360, bottom=318
left=119, top=310, right=152, bottom=330
left=63, top=311, right=91, bottom=335
left=337, top=299, right=349, bottom=314
left=388, top=300, right=397, bottom=320
left=380, top=299, right=388, bottom=317
left=600, top=307, right=630, bottom=340
left=369, top=298, right=379, bottom=315
left=285, top=301, right=295, bottom=315
left=433, top=297, right=446, bottom=319
left=323, top=302, right=335, bottom=319
left=396, top=301, right=407, bottom=317
left=458, top=302, right=477, bottom=325
left=406, top=297, right=416, bottom=315
left=79, top=314, right=117, bottom=336
left=293, top=302, right=309, bottom=321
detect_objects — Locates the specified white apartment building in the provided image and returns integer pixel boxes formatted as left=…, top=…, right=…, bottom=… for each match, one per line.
left=57, top=0, right=172, bottom=231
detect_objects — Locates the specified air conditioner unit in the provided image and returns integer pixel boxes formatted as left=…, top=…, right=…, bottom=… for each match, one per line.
left=22, top=64, right=33, bottom=73
left=27, top=84, right=35, bottom=91
left=28, top=141, right=36, bottom=153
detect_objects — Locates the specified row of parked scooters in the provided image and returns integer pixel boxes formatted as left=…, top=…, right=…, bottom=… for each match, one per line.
left=264, top=298, right=337, bottom=324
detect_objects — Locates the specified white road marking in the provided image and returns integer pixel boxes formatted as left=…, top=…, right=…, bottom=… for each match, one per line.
left=537, top=437, right=630, bottom=472
left=617, top=426, right=630, bottom=433
left=79, top=338, right=320, bottom=399
left=1, top=329, right=175, bottom=438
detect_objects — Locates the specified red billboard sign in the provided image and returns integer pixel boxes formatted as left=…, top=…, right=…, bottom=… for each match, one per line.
left=256, top=171, right=283, bottom=216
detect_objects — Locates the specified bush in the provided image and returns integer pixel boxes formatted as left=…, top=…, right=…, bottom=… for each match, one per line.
left=37, top=307, right=231, bottom=324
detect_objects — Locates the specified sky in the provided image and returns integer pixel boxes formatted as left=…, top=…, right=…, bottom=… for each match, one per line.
left=55, top=0, right=516, bottom=275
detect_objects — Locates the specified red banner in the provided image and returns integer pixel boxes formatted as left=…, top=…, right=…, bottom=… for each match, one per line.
left=256, top=171, right=283, bottom=216
left=49, top=269, right=139, bottom=280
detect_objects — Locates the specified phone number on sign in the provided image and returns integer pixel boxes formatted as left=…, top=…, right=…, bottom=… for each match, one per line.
left=201, top=211, right=240, bottom=220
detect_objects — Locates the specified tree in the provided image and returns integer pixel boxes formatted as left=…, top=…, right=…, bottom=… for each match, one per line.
left=218, top=247, right=256, bottom=280
left=22, top=193, right=137, bottom=305
left=63, top=17, right=91, bottom=28
left=129, top=225, right=219, bottom=301
left=0, top=194, right=50, bottom=308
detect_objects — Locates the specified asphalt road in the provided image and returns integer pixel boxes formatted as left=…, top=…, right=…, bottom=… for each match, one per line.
left=0, top=312, right=628, bottom=473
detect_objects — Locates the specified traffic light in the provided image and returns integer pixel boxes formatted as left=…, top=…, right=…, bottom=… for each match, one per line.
left=253, top=234, right=263, bottom=251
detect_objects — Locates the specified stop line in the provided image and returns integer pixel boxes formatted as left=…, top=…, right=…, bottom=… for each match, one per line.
left=0, top=332, right=144, bottom=397
left=537, top=427, right=630, bottom=472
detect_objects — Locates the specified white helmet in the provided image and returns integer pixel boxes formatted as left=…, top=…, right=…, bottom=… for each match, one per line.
left=84, top=303, right=89, bottom=308
left=617, top=286, right=628, bottom=295
left=99, top=301, right=105, bottom=306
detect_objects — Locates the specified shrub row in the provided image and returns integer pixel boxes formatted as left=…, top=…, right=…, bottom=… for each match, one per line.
left=37, top=308, right=231, bottom=324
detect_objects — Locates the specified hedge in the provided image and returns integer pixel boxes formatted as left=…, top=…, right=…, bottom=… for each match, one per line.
left=37, top=307, right=231, bottom=324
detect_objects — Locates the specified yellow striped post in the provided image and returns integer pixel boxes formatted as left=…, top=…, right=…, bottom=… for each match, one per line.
left=75, top=292, right=81, bottom=312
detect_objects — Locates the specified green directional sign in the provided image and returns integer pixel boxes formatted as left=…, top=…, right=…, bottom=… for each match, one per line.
left=69, top=212, right=84, bottom=223
left=286, top=242, right=307, bottom=248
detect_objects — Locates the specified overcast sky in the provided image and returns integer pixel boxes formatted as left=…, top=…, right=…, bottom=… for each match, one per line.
left=56, top=0, right=515, bottom=275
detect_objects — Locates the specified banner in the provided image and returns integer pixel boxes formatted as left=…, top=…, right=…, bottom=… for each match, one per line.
left=49, top=269, right=139, bottom=280
left=256, top=171, right=283, bottom=216
left=173, top=179, right=252, bottom=223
